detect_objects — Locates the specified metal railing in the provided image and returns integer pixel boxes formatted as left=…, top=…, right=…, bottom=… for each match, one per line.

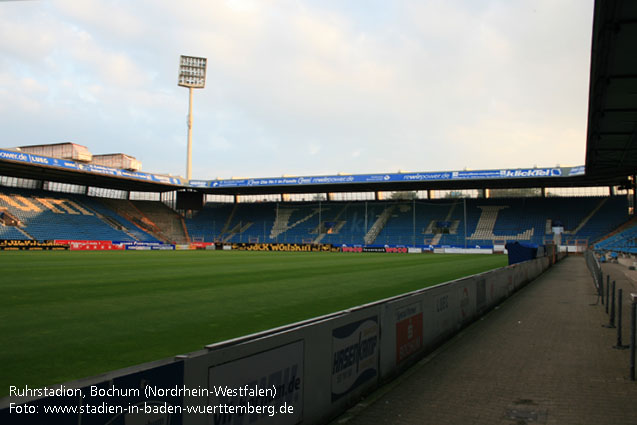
left=585, top=249, right=603, bottom=296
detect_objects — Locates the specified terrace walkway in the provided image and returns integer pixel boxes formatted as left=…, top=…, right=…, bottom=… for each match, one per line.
left=332, top=256, right=637, bottom=425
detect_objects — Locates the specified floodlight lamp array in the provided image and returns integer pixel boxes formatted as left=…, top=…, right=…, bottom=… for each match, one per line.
left=178, top=55, right=207, bottom=88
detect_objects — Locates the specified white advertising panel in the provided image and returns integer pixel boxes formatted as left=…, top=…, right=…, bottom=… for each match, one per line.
left=207, top=341, right=303, bottom=425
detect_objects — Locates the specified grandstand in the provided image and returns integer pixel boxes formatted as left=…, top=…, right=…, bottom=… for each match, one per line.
left=594, top=217, right=637, bottom=254
left=181, top=196, right=629, bottom=249
left=0, top=182, right=631, bottom=250
left=0, top=150, right=633, bottom=252
left=0, top=187, right=161, bottom=243
left=0, top=141, right=633, bottom=253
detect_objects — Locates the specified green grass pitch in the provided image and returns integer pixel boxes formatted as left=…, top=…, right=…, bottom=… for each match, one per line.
left=0, top=250, right=507, bottom=396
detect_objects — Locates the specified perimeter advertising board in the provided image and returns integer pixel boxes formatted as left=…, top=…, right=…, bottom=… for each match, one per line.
left=55, top=240, right=124, bottom=251
left=0, top=240, right=68, bottom=250
left=207, top=340, right=304, bottom=425
left=476, top=278, right=487, bottom=314
left=229, top=243, right=335, bottom=252
left=395, top=303, right=423, bottom=364
left=432, top=289, right=454, bottom=335
left=459, top=285, right=471, bottom=321
left=121, top=242, right=176, bottom=250
left=331, top=316, right=379, bottom=402
left=80, top=362, right=185, bottom=425
left=340, top=245, right=409, bottom=253
left=2, top=361, right=184, bottom=425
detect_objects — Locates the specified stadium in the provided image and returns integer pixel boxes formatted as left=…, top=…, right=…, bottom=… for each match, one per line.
left=1, top=1, right=637, bottom=424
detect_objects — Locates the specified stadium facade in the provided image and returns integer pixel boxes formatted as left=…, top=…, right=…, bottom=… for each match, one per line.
left=0, top=143, right=633, bottom=253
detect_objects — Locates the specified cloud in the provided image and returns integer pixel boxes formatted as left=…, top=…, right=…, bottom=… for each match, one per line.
left=55, top=0, right=149, bottom=42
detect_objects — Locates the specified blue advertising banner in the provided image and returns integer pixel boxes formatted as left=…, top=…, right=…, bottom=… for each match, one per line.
left=1, top=361, right=184, bottom=425
left=568, top=165, right=585, bottom=176
left=80, top=361, right=184, bottom=425
left=1, top=148, right=585, bottom=191
left=0, top=388, right=81, bottom=425
left=193, top=166, right=584, bottom=189
left=116, top=241, right=176, bottom=250
left=0, top=149, right=183, bottom=186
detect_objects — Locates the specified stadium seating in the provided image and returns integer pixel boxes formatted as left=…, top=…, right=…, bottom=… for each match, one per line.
left=594, top=218, right=637, bottom=254
left=82, top=198, right=159, bottom=242
left=184, top=196, right=630, bottom=248
left=0, top=188, right=158, bottom=242
left=0, top=186, right=629, bottom=249
left=184, top=203, right=234, bottom=242
left=134, top=201, right=190, bottom=244
left=0, top=224, right=29, bottom=240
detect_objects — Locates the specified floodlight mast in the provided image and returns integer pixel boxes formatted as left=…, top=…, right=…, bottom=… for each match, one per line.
left=178, top=55, right=207, bottom=181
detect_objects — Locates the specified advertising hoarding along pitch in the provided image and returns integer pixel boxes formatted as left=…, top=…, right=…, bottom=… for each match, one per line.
left=331, top=317, right=379, bottom=402
left=395, top=303, right=423, bottom=364
left=207, top=340, right=304, bottom=425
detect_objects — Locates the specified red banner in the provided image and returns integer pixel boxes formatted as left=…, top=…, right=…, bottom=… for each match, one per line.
left=190, top=242, right=214, bottom=249
left=54, top=240, right=124, bottom=251
left=396, top=308, right=423, bottom=364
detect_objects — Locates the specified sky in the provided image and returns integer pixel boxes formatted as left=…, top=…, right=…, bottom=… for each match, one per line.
left=0, top=0, right=595, bottom=180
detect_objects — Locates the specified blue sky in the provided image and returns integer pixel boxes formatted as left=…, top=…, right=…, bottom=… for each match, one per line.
left=0, top=0, right=594, bottom=180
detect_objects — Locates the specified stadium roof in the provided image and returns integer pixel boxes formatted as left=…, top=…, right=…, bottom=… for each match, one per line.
left=0, top=149, right=184, bottom=193
left=585, top=0, right=637, bottom=179
left=0, top=0, right=634, bottom=195
left=189, top=167, right=621, bottom=196
left=0, top=150, right=627, bottom=195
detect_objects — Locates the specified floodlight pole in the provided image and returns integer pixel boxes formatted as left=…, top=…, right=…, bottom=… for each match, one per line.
left=463, top=197, right=467, bottom=249
left=178, top=55, right=207, bottom=181
left=187, top=86, right=194, bottom=181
